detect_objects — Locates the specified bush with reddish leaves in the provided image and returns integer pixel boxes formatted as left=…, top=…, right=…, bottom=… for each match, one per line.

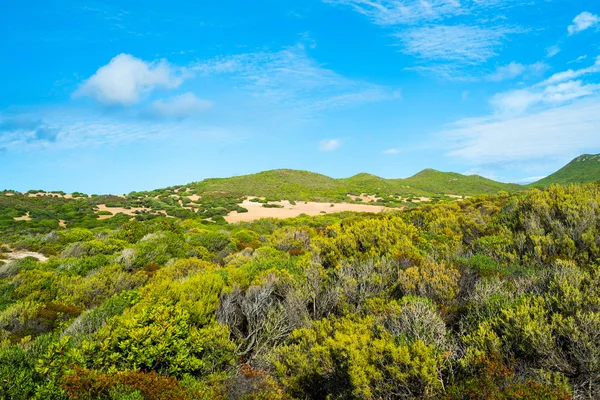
left=444, top=354, right=572, bottom=400
left=61, top=367, right=195, bottom=400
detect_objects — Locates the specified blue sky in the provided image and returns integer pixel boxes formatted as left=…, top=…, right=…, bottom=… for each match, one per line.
left=2, top=0, right=600, bottom=194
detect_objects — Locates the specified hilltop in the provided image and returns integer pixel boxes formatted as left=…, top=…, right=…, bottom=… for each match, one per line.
left=176, top=168, right=522, bottom=202
left=401, top=169, right=522, bottom=195
left=530, top=154, right=600, bottom=187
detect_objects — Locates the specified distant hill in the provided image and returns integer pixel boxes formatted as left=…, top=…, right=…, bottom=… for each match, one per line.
left=530, top=154, right=600, bottom=187
left=174, top=168, right=523, bottom=202
left=401, top=169, right=522, bottom=195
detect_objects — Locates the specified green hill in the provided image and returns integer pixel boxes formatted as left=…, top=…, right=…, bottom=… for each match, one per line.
left=177, top=168, right=522, bottom=202
left=402, top=169, right=522, bottom=195
left=190, top=169, right=349, bottom=202
left=530, top=154, right=600, bottom=187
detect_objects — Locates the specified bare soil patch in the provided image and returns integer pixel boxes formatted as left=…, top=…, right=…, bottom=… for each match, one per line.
left=3, top=249, right=48, bottom=262
left=95, top=204, right=167, bottom=219
left=225, top=199, right=397, bottom=223
left=13, top=212, right=32, bottom=221
left=347, top=193, right=381, bottom=202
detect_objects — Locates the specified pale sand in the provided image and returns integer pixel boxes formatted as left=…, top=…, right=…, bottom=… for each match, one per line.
left=186, top=195, right=201, bottom=202
left=3, top=250, right=48, bottom=262
left=225, top=199, right=397, bottom=223
left=347, top=193, right=381, bottom=203
left=4, top=193, right=14, bottom=196
left=59, top=220, right=67, bottom=228
left=95, top=204, right=167, bottom=219
left=14, top=212, right=32, bottom=221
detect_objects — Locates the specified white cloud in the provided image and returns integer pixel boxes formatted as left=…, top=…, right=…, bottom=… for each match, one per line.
left=487, top=57, right=600, bottom=115
left=74, top=54, right=185, bottom=106
left=485, top=61, right=548, bottom=82
left=490, top=80, right=600, bottom=115
left=568, top=12, right=599, bottom=35
left=149, top=93, right=212, bottom=119
left=318, top=139, right=342, bottom=151
left=439, top=58, right=600, bottom=164
left=442, top=98, right=600, bottom=164
left=397, top=25, right=513, bottom=64
left=539, top=56, right=600, bottom=86
left=545, top=44, right=561, bottom=59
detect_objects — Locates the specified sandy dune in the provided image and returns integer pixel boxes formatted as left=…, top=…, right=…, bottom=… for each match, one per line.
left=225, top=199, right=396, bottom=223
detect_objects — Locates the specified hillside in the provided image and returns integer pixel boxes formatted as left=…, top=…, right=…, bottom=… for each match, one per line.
left=401, top=169, right=522, bottom=195
left=178, top=168, right=522, bottom=202
left=189, top=169, right=348, bottom=202
left=530, top=154, right=600, bottom=187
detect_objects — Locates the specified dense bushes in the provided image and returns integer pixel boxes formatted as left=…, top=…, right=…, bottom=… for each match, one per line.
left=2, top=184, right=600, bottom=398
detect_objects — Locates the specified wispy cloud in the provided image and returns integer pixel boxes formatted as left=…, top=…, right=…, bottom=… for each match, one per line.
left=0, top=116, right=59, bottom=145
left=397, top=25, right=515, bottom=64
left=383, top=147, right=403, bottom=154
left=192, top=44, right=398, bottom=114
left=568, top=12, right=599, bottom=35
left=539, top=56, right=600, bottom=86
left=485, top=61, right=548, bottom=82
left=438, top=58, right=600, bottom=164
left=0, top=110, right=235, bottom=152
left=318, top=139, right=342, bottom=151
left=323, top=0, right=464, bottom=26
left=324, top=0, right=530, bottom=78
left=149, top=93, right=212, bottom=119
left=443, top=99, right=600, bottom=164
left=568, top=55, right=588, bottom=64
left=74, top=54, right=187, bottom=106
left=545, top=44, right=561, bottom=59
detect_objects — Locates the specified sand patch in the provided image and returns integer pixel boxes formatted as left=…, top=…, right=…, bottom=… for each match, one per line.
left=347, top=193, right=381, bottom=203
left=410, top=197, right=431, bottom=203
left=4, top=193, right=14, bottom=196
left=3, top=250, right=48, bottom=262
left=225, top=200, right=396, bottom=223
left=14, top=212, right=32, bottom=221
left=445, top=194, right=463, bottom=199
left=178, top=199, right=196, bottom=211
left=95, top=204, right=167, bottom=219
left=186, top=194, right=201, bottom=202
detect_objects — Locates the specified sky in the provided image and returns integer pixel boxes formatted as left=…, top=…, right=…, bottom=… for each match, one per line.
left=2, top=0, right=600, bottom=194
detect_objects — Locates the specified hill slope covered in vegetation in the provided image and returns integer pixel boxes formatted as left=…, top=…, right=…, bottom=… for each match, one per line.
left=180, top=168, right=522, bottom=202
left=530, top=154, right=600, bottom=187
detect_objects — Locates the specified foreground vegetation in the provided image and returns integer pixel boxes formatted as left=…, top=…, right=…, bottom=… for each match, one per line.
left=1, top=181, right=600, bottom=399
